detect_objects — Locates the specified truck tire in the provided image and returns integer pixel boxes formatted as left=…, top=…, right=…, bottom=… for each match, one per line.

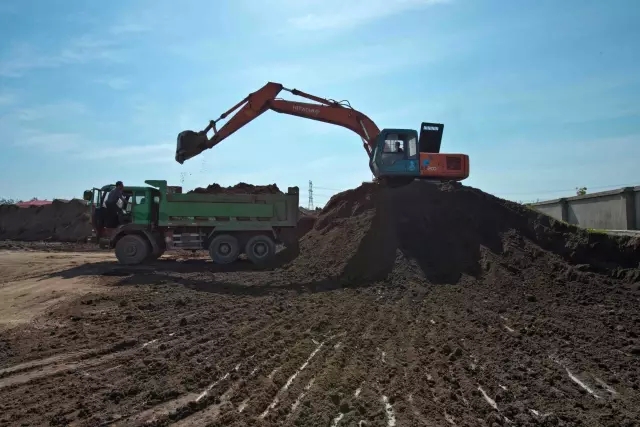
left=209, top=234, right=240, bottom=264
left=115, top=234, right=150, bottom=265
left=245, top=234, right=276, bottom=265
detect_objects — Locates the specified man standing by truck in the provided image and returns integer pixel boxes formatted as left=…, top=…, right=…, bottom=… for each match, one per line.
left=104, top=181, right=125, bottom=228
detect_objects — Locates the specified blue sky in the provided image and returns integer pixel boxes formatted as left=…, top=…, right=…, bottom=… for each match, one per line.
left=0, top=0, right=638, bottom=206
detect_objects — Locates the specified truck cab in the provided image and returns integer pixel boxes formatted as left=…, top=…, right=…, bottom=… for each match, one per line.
left=83, top=184, right=160, bottom=243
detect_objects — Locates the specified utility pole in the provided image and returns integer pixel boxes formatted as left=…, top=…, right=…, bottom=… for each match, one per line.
left=308, top=180, right=314, bottom=210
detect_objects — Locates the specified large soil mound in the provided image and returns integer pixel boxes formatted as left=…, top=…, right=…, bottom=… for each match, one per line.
left=0, top=200, right=92, bottom=242
left=285, top=180, right=640, bottom=284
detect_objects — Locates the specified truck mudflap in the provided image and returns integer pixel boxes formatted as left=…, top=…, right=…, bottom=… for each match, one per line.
left=277, top=227, right=299, bottom=248
left=274, top=227, right=300, bottom=264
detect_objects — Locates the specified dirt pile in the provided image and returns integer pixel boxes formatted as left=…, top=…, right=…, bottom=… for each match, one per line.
left=0, top=200, right=92, bottom=242
left=296, top=208, right=318, bottom=239
left=285, top=180, right=640, bottom=284
left=188, top=182, right=281, bottom=195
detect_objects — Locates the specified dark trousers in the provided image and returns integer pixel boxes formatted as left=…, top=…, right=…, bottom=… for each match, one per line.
left=105, top=202, right=120, bottom=228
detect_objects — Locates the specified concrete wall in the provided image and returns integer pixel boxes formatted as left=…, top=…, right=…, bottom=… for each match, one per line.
left=530, top=186, right=640, bottom=230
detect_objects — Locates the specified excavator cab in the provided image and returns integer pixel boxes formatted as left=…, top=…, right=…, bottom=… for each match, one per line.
left=370, top=123, right=469, bottom=181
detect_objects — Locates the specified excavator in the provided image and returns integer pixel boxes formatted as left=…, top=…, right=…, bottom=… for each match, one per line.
left=175, top=82, right=469, bottom=185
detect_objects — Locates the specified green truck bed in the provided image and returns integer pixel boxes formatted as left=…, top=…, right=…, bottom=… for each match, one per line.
left=145, top=180, right=299, bottom=231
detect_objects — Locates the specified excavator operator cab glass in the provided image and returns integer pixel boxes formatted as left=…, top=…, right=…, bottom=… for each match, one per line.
left=382, top=133, right=418, bottom=160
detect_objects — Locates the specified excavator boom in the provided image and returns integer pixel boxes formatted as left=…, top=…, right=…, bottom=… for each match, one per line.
left=175, top=82, right=380, bottom=164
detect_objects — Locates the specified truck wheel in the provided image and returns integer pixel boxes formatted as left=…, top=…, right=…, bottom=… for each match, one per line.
left=209, top=234, right=240, bottom=264
left=245, top=235, right=276, bottom=265
left=115, top=234, right=150, bottom=265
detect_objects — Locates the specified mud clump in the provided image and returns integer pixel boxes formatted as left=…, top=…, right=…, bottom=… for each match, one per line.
left=0, top=200, right=92, bottom=242
left=188, top=182, right=282, bottom=195
left=286, top=180, right=640, bottom=284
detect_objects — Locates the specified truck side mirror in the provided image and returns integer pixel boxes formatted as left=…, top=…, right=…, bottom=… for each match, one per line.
left=83, top=190, right=92, bottom=201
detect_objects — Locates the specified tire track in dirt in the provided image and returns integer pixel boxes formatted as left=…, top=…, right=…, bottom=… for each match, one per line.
left=166, top=295, right=382, bottom=427
left=136, top=333, right=338, bottom=427
left=1, top=288, right=336, bottom=427
left=96, top=289, right=352, bottom=427
left=283, top=294, right=396, bottom=426
left=0, top=349, right=94, bottom=377
left=117, top=335, right=302, bottom=426
left=271, top=299, right=399, bottom=427
left=0, top=339, right=142, bottom=389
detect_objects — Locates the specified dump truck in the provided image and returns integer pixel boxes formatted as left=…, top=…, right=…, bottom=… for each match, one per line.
left=83, top=180, right=300, bottom=266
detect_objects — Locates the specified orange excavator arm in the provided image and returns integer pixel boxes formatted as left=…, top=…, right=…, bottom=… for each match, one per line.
left=175, top=82, right=381, bottom=164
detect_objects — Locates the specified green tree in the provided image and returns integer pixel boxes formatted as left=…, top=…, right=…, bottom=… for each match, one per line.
left=576, top=187, right=587, bottom=196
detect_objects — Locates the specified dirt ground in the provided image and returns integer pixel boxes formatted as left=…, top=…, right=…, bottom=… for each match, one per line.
left=0, top=181, right=639, bottom=427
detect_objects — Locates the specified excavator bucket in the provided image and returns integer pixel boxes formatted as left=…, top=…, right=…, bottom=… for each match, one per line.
left=175, top=130, right=209, bottom=164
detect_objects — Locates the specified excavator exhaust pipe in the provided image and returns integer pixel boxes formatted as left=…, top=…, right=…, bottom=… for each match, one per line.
left=175, top=130, right=209, bottom=164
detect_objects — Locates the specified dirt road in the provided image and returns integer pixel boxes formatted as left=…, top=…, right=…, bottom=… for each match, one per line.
left=0, top=245, right=637, bottom=426
left=0, top=249, right=110, bottom=329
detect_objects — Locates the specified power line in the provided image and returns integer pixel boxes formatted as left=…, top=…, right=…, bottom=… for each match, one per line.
left=314, top=186, right=343, bottom=191
left=308, top=180, right=314, bottom=210
left=494, top=182, right=639, bottom=196
left=307, top=181, right=640, bottom=199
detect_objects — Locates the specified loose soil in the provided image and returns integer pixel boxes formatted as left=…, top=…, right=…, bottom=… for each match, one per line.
left=0, top=181, right=639, bottom=426
left=188, top=183, right=282, bottom=195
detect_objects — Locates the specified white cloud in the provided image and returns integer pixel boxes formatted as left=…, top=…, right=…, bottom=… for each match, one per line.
left=286, top=0, right=451, bottom=32
left=238, top=39, right=441, bottom=88
left=0, top=36, right=124, bottom=77
left=12, top=136, right=180, bottom=164
left=94, top=77, right=130, bottom=90
left=11, top=102, right=88, bottom=122
left=0, top=93, right=15, bottom=106
left=445, top=74, right=640, bottom=125
left=108, top=23, right=150, bottom=35
left=80, top=143, right=175, bottom=160
left=16, top=130, right=84, bottom=152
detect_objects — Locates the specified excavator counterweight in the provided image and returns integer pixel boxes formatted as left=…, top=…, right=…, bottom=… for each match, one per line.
left=175, top=82, right=469, bottom=182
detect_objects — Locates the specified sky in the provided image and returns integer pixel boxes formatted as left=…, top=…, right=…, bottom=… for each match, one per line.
left=0, top=0, right=639, bottom=207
